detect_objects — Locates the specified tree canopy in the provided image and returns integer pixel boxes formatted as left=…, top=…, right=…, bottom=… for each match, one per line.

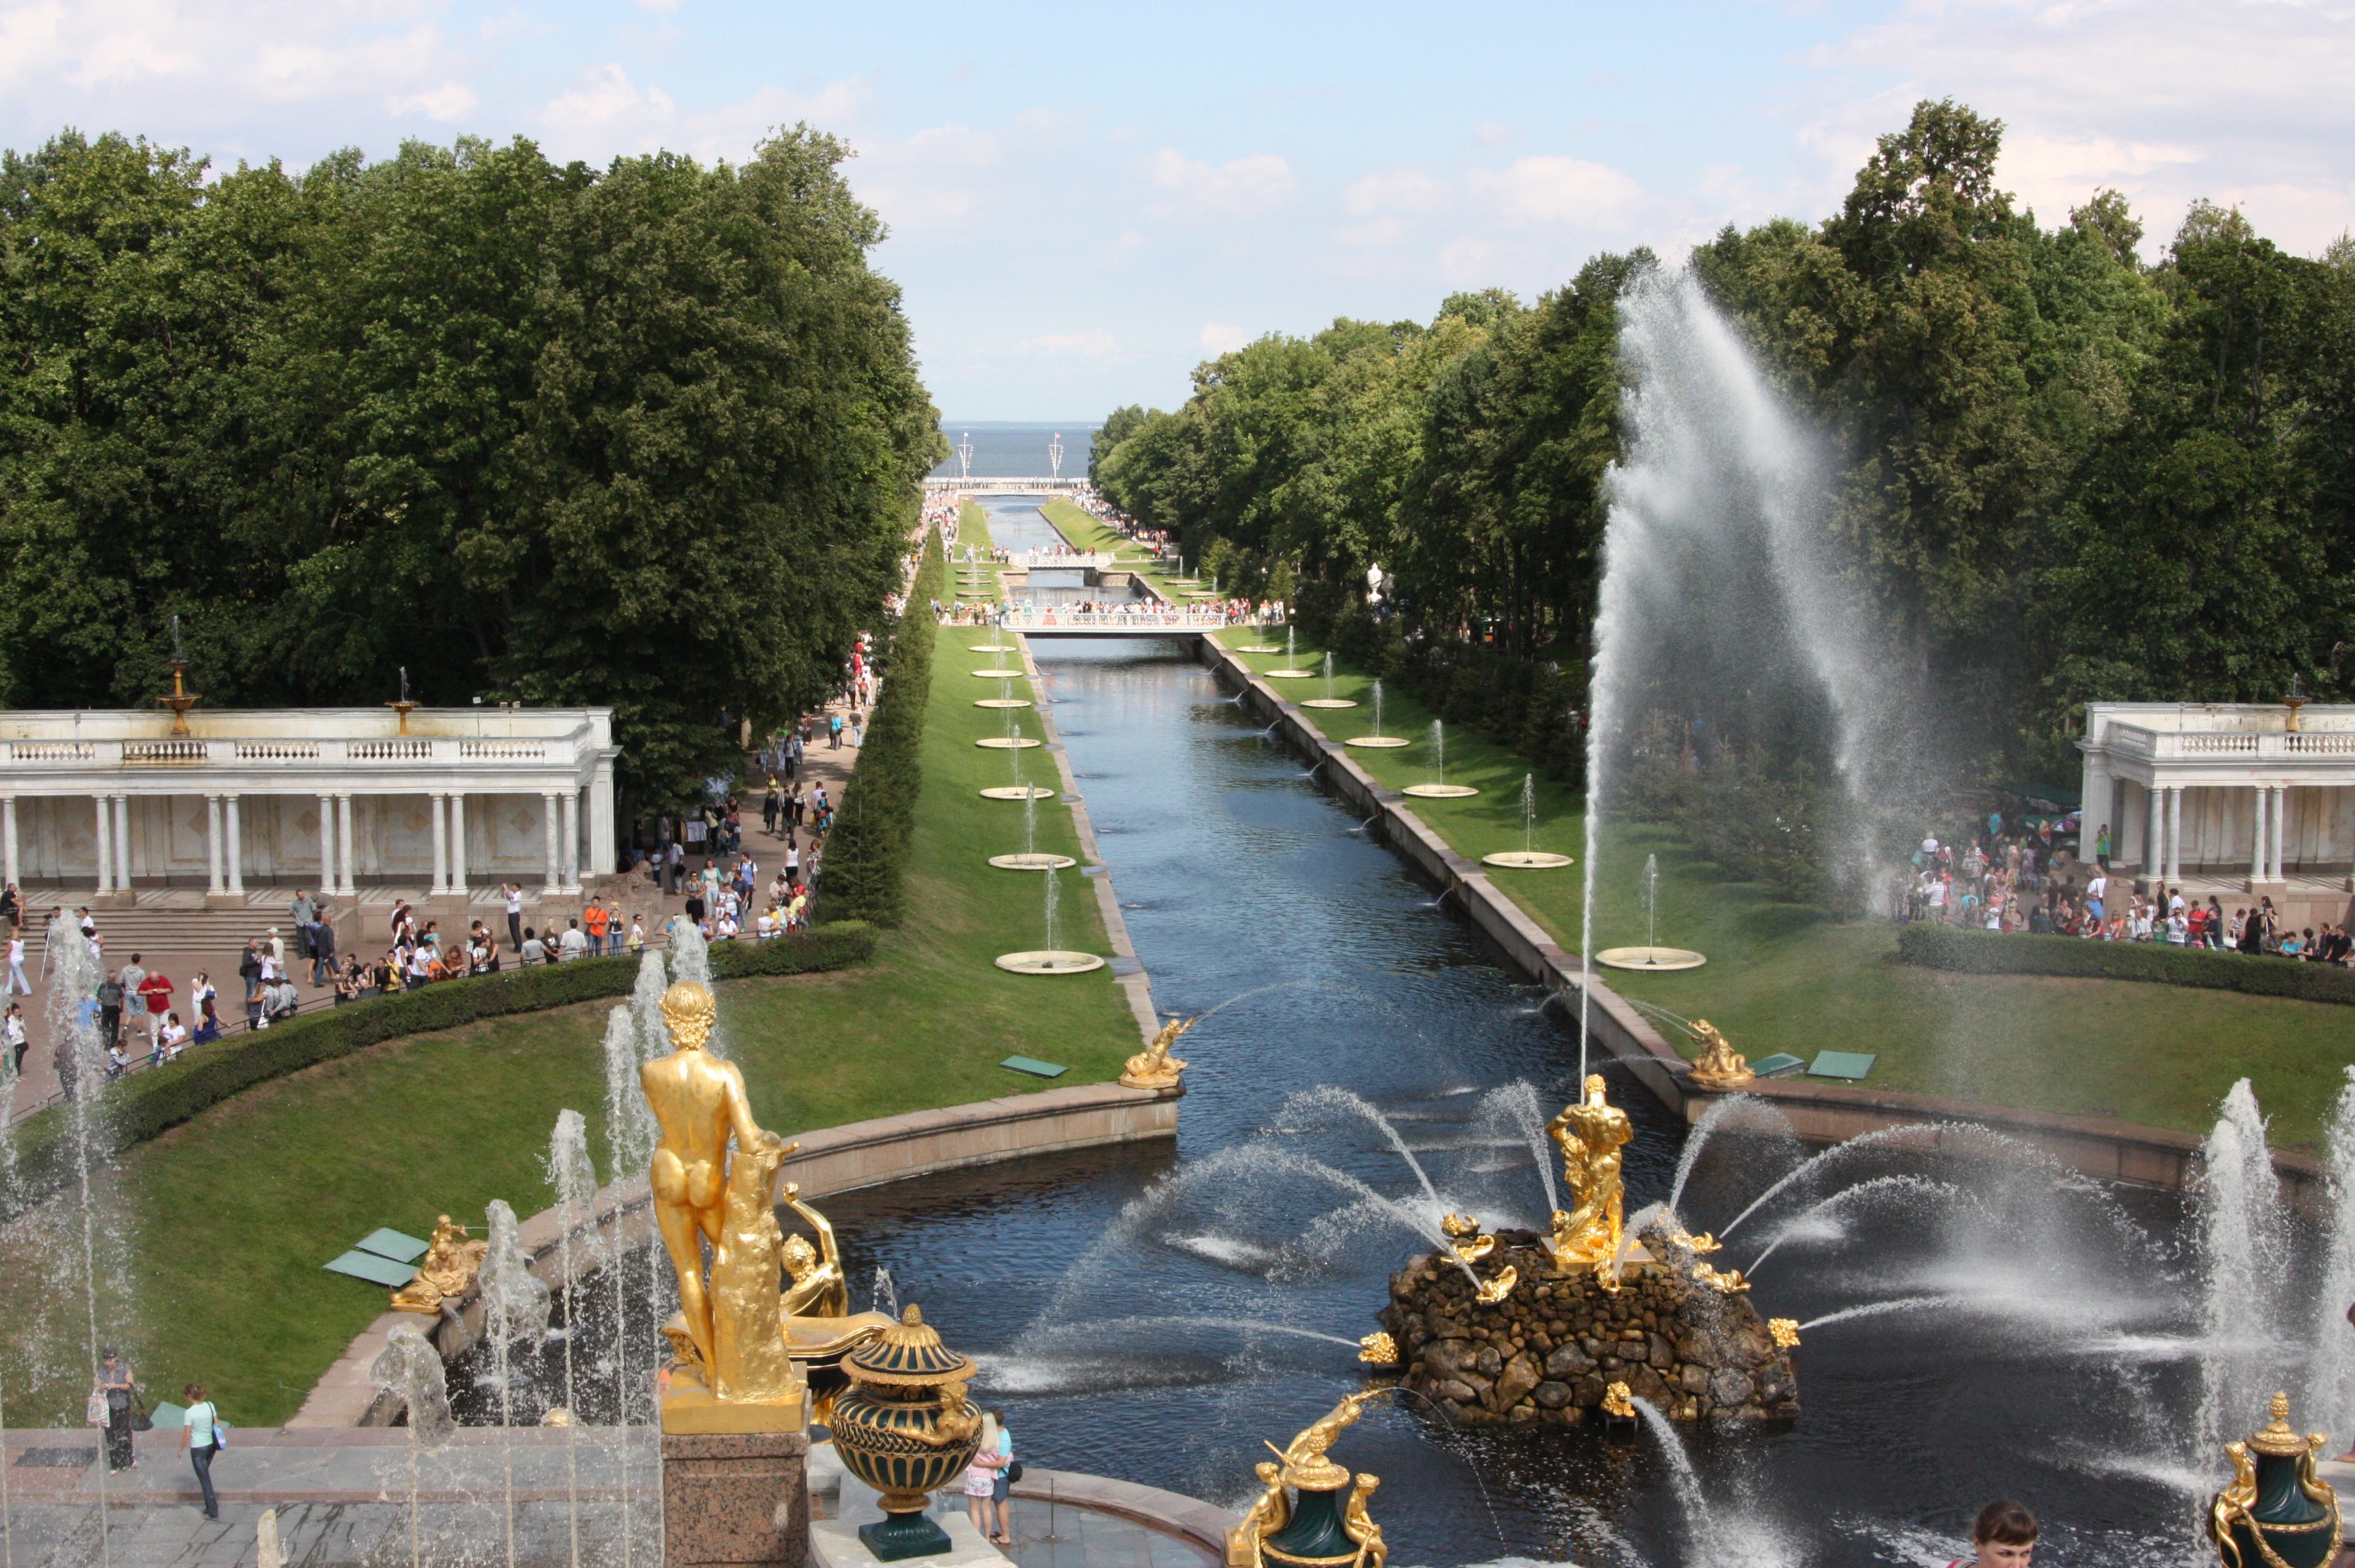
left=0, top=127, right=942, bottom=813
left=1093, top=100, right=2355, bottom=782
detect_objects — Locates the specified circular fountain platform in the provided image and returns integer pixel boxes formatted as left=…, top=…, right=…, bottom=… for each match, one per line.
left=1235, top=644, right=1280, bottom=654
left=975, top=698, right=1033, bottom=709
left=969, top=644, right=1016, bottom=653
left=988, top=853, right=1077, bottom=871
left=1402, top=783, right=1480, bottom=798
left=972, top=668, right=1024, bottom=679
left=1345, top=736, right=1412, bottom=749
left=1262, top=669, right=1314, bottom=680
left=994, top=950, right=1107, bottom=975
left=1595, top=945, right=1707, bottom=971
left=1482, top=850, right=1573, bottom=869
left=1300, top=698, right=1357, bottom=708
left=978, top=786, right=1055, bottom=800
left=976, top=737, right=1042, bottom=750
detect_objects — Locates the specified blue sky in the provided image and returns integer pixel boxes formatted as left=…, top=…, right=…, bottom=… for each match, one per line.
left=4, top=1, right=2350, bottom=419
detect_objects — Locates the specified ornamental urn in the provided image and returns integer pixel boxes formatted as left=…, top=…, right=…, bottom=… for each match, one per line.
left=2208, top=1392, right=2340, bottom=1568
left=828, top=1304, right=983, bottom=1561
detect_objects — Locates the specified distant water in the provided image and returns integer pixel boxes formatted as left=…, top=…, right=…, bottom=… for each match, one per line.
left=931, top=421, right=1098, bottom=480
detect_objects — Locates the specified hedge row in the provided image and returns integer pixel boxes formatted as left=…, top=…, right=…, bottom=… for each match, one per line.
left=1, top=921, right=876, bottom=1219
left=822, top=527, right=946, bottom=926
left=1895, top=921, right=2355, bottom=1005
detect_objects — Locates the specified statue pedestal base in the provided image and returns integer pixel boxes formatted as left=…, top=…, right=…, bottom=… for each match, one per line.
left=662, top=1368, right=807, bottom=1435
left=663, top=1429, right=811, bottom=1568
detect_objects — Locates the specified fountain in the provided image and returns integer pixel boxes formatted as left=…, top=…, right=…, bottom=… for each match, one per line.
left=1303, top=650, right=1357, bottom=710
left=372, top=1321, right=455, bottom=1568
left=994, top=865, right=1105, bottom=974
left=476, top=1197, right=551, bottom=1568
left=1483, top=773, right=1572, bottom=869
left=975, top=703, right=1042, bottom=751
left=988, top=781, right=1075, bottom=872
left=1266, top=627, right=1313, bottom=680
left=1402, top=720, right=1478, bottom=799
left=1596, top=853, right=1705, bottom=970
left=975, top=670, right=1031, bottom=712
left=1226, top=1391, right=1394, bottom=1568
left=2206, top=1392, right=2341, bottom=1568
left=1345, top=680, right=1410, bottom=750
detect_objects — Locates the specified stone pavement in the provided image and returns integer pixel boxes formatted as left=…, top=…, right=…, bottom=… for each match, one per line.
left=0, top=1426, right=1223, bottom=1568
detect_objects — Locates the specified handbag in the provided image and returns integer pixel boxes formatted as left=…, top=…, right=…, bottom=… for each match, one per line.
left=131, top=1398, right=153, bottom=1433
left=1005, top=1461, right=1024, bottom=1484
left=85, top=1390, right=106, bottom=1426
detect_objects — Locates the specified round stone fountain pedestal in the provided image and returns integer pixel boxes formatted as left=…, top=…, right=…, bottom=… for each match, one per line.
left=1482, top=850, right=1574, bottom=869
left=988, top=853, right=1076, bottom=871
left=970, top=668, right=1023, bottom=679
left=1345, top=736, right=1411, bottom=749
left=994, top=950, right=1107, bottom=975
left=1301, top=698, right=1357, bottom=709
left=1402, top=784, right=1480, bottom=798
left=1236, top=644, right=1280, bottom=654
left=1262, top=669, right=1314, bottom=680
left=974, top=698, right=1033, bottom=709
left=978, top=785, right=1055, bottom=800
left=1595, top=946, right=1706, bottom=972
left=975, top=737, right=1041, bottom=750
left=969, top=644, right=1016, bottom=653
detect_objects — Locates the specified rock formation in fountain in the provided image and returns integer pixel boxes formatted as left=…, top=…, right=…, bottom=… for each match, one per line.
left=1374, top=1218, right=1798, bottom=1425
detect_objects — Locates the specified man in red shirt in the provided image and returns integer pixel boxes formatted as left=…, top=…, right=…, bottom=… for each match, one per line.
left=583, top=899, right=612, bottom=957
left=136, top=969, right=175, bottom=1054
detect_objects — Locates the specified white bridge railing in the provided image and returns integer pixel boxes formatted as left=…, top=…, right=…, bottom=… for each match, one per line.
left=973, top=607, right=1278, bottom=631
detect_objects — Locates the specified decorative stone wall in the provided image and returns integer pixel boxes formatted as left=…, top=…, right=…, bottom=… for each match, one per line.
left=1373, top=1229, right=1800, bottom=1425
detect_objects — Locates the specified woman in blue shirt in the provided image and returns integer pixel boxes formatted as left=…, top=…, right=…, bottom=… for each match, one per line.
left=178, top=1383, right=222, bottom=1520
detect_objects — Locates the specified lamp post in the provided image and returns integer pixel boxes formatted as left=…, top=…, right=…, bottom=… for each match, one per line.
left=956, top=432, right=974, bottom=482
left=1047, top=432, right=1063, bottom=481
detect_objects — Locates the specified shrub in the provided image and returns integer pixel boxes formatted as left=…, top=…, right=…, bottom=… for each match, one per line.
left=822, top=529, right=945, bottom=925
left=1, top=921, right=876, bottom=1219
left=1895, top=922, right=2355, bottom=1005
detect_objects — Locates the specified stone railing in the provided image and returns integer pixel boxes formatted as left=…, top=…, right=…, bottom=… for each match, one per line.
left=0, top=735, right=584, bottom=769
left=2104, top=724, right=2355, bottom=760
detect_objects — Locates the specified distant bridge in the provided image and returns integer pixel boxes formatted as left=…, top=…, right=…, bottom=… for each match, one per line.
left=926, top=477, right=1091, bottom=493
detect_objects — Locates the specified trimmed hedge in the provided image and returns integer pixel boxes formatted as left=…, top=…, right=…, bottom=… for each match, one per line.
left=1, top=921, right=876, bottom=1220
left=1896, top=921, right=2355, bottom=1005
left=823, top=528, right=946, bottom=925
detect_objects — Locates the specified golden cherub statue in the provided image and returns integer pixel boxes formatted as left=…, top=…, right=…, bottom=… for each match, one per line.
left=778, top=1178, right=850, bottom=1319
left=1685, top=1020, right=1754, bottom=1090
left=1547, top=1074, right=1634, bottom=1290
left=1229, top=1390, right=1394, bottom=1568
left=1121, top=1016, right=1194, bottom=1091
left=1342, top=1474, right=1387, bottom=1568
left=390, top=1214, right=489, bottom=1315
left=1227, top=1461, right=1291, bottom=1568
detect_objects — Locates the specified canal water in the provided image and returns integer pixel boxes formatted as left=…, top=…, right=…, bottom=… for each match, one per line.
left=806, top=630, right=2196, bottom=1568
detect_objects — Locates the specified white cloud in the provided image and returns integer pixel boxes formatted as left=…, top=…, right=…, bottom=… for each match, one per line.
left=388, top=81, right=477, bottom=122
left=1468, top=155, right=1645, bottom=227
left=1014, top=329, right=1120, bottom=358
left=1345, top=167, right=1447, bottom=217
left=1199, top=322, right=1250, bottom=353
left=541, top=63, right=674, bottom=141
left=1147, top=148, right=1299, bottom=218
left=1807, top=0, right=2355, bottom=252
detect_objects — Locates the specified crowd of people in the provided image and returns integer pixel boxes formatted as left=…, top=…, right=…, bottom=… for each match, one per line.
left=1897, top=814, right=2353, bottom=962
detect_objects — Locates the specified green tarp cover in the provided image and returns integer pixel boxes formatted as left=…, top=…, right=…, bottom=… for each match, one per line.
left=1001, top=1056, right=1068, bottom=1078
left=355, top=1228, right=430, bottom=1263
left=1807, top=1051, right=1878, bottom=1081
left=325, top=1250, right=419, bottom=1287
left=1749, top=1052, right=1807, bottom=1078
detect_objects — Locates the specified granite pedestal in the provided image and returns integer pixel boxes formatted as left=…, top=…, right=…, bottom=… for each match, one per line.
left=663, top=1430, right=812, bottom=1567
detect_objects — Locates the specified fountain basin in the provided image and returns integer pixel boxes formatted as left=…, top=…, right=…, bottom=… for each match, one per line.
left=1482, top=851, right=1573, bottom=869
left=1237, top=645, right=1280, bottom=654
left=974, top=699, right=1033, bottom=709
left=978, top=786, right=1055, bottom=800
left=1301, top=699, right=1357, bottom=709
left=1374, top=1236, right=1797, bottom=1425
left=988, top=853, right=1077, bottom=871
left=994, top=950, right=1108, bottom=975
left=1402, top=784, right=1479, bottom=798
left=1345, top=737, right=1411, bottom=749
left=1595, top=946, right=1706, bottom=972
left=975, top=738, right=1042, bottom=750
left=1262, top=670, right=1315, bottom=680
left=969, top=644, right=1016, bottom=653
left=971, top=668, right=1025, bottom=679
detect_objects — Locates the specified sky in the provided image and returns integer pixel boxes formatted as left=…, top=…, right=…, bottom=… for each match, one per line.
left=4, top=1, right=2350, bottom=420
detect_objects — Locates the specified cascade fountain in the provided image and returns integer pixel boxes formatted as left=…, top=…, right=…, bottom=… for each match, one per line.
left=476, top=1197, right=551, bottom=1568
left=1346, top=681, right=1408, bottom=750
left=1402, top=720, right=1478, bottom=799
left=1483, top=773, right=1573, bottom=869
left=1595, top=852, right=1705, bottom=971
left=547, top=1110, right=597, bottom=1568
left=1303, top=650, right=1355, bottom=710
left=1266, top=627, right=1312, bottom=680
left=988, top=774, right=1074, bottom=872
left=994, top=863, right=1104, bottom=974
left=373, top=1321, right=455, bottom=1568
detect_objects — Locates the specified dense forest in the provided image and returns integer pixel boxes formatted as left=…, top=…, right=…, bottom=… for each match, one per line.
left=0, top=128, right=942, bottom=811
left=1091, top=101, right=2355, bottom=787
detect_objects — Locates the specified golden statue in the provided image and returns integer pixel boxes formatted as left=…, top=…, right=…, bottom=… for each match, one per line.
left=1122, top=1016, right=1194, bottom=1091
left=1769, top=1318, right=1801, bottom=1348
left=1685, top=1020, right=1755, bottom=1090
left=1227, top=1461, right=1292, bottom=1568
left=1694, top=1262, right=1752, bottom=1295
left=1438, top=1213, right=1519, bottom=1303
left=1342, top=1475, right=1387, bottom=1568
left=1602, top=1381, right=1636, bottom=1420
left=1277, top=1390, right=1386, bottom=1486
left=1547, top=1075, right=1634, bottom=1290
left=390, top=1215, right=489, bottom=1315
left=778, top=1179, right=850, bottom=1319
left=641, top=978, right=802, bottom=1431
left=1356, top=1332, right=1398, bottom=1366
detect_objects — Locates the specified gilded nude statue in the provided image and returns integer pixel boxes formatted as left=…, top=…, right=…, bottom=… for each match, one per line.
left=642, top=978, right=768, bottom=1374
left=1547, top=1074, right=1634, bottom=1289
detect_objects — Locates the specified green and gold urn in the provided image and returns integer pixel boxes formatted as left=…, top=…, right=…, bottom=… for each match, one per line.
left=2209, top=1392, right=2341, bottom=1568
left=829, top=1304, right=983, bottom=1561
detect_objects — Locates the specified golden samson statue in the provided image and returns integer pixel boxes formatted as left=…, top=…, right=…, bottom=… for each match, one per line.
left=1547, top=1074, right=1634, bottom=1290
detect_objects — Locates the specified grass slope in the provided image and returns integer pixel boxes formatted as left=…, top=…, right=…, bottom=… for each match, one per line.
left=1210, top=627, right=2355, bottom=1150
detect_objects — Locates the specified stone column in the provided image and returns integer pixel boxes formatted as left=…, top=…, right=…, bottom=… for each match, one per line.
left=2271, top=784, right=2289, bottom=882
left=560, top=789, right=580, bottom=893
left=541, top=792, right=562, bottom=896
left=429, top=792, right=449, bottom=896
left=2145, top=783, right=2164, bottom=888
left=2, top=796, right=17, bottom=893
left=663, top=1431, right=810, bottom=1568
left=448, top=793, right=468, bottom=897
left=317, top=794, right=336, bottom=896
left=336, top=795, right=356, bottom=896
left=111, top=795, right=131, bottom=891
left=588, top=759, right=617, bottom=877
left=206, top=795, right=224, bottom=894
left=93, top=795, right=112, bottom=898
left=2164, top=786, right=2183, bottom=886
left=2251, top=786, right=2269, bottom=887
left=224, top=795, right=244, bottom=895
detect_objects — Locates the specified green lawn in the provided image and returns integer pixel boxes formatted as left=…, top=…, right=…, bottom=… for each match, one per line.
left=1210, top=627, right=2355, bottom=1151
left=0, top=523, right=1135, bottom=1429
left=1041, top=500, right=1194, bottom=599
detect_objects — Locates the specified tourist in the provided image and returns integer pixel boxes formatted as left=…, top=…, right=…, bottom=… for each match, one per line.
left=157, top=1012, right=188, bottom=1059
left=117, top=953, right=146, bottom=1034
left=584, top=898, right=612, bottom=956
left=136, top=966, right=174, bottom=1049
left=521, top=927, right=547, bottom=966
left=310, top=911, right=337, bottom=986
left=628, top=915, right=645, bottom=954
left=2, top=1003, right=24, bottom=1077
left=96, top=968, right=125, bottom=1049
left=986, top=1409, right=1015, bottom=1545
left=961, top=1410, right=1004, bottom=1542
left=763, top=779, right=781, bottom=835
left=179, top=1381, right=223, bottom=1519
left=194, top=998, right=223, bottom=1041
left=239, top=940, right=263, bottom=1004
left=504, top=882, right=525, bottom=950
left=1949, top=1500, right=2036, bottom=1567
left=291, top=888, right=316, bottom=959
left=93, top=1350, right=137, bottom=1471
left=560, top=918, right=589, bottom=961
left=5, top=925, right=27, bottom=995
